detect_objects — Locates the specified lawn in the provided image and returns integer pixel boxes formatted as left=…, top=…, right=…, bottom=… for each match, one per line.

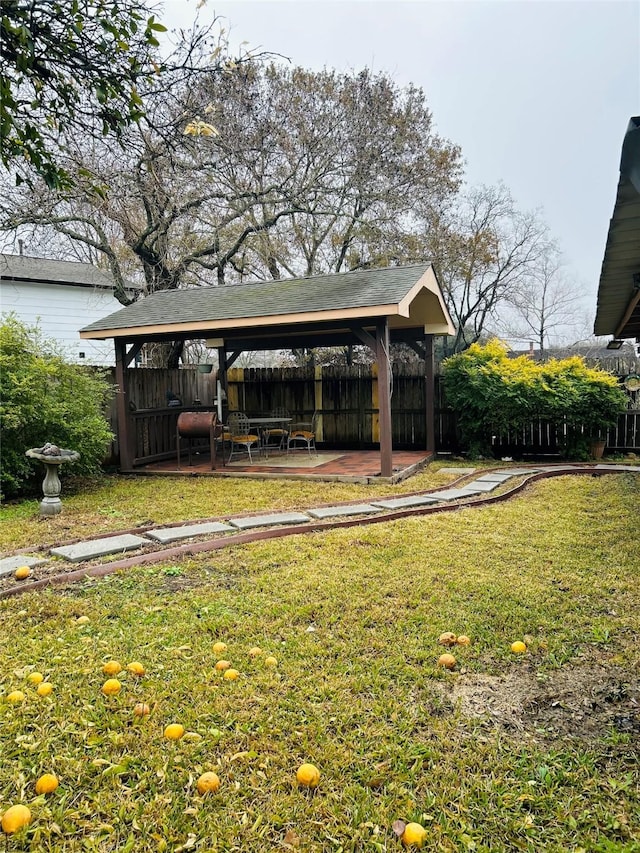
left=1, top=470, right=639, bottom=851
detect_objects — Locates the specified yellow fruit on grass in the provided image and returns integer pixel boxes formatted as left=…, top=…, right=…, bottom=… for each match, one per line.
left=102, top=660, right=122, bottom=676
left=27, top=672, right=44, bottom=685
left=401, top=822, right=427, bottom=848
left=75, top=615, right=90, bottom=625
left=264, top=656, right=277, bottom=668
left=7, top=690, right=25, bottom=703
left=249, top=646, right=263, bottom=657
left=214, top=659, right=231, bottom=672
left=164, top=723, right=185, bottom=740
left=101, top=679, right=121, bottom=696
left=438, top=632, right=457, bottom=646
left=196, top=771, right=221, bottom=794
left=14, top=566, right=31, bottom=580
left=213, top=641, right=228, bottom=654
left=296, top=763, right=320, bottom=787
left=36, top=682, right=53, bottom=697
left=456, top=635, right=471, bottom=646
left=438, top=653, right=457, bottom=670
left=223, top=668, right=239, bottom=680
left=35, top=773, right=59, bottom=794
left=133, top=702, right=151, bottom=717
left=511, top=641, right=527, bottom=654
left=127, top=661, right=145, bottom=677
left=1, top=804, right=32, bottom=834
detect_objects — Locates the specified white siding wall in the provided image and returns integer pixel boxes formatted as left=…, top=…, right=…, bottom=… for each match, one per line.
left=1, top=281, right=119, bottom=365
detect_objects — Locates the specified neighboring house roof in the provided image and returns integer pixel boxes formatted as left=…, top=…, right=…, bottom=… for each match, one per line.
left=594, top=116, right=640, bottom=341
left=0, top=253, right=139, bottom=291
left=80, top=263, right=455, bottom=346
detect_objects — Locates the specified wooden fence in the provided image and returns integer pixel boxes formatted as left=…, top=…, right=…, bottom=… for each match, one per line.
left=103, top=365, right=640, bottom=466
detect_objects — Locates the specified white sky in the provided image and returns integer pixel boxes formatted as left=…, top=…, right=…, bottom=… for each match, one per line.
left=162, top=0, right=639, bottom=336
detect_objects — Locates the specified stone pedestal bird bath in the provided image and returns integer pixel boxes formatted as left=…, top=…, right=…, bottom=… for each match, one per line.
left=26, top=443, right=80, bottom=516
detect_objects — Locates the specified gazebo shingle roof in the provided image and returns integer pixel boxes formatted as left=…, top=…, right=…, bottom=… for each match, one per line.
left=81, top=263, right=438, bottom=334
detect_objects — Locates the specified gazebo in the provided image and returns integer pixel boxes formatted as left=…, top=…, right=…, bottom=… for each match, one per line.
left=80, top=263, right=454, bottom=477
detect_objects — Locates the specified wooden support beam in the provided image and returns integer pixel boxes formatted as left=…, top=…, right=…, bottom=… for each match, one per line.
left=376, top=319, right=393, bottom=477
left=114, top=340, right=134, bottom=470
left=424, top=334, right=435, bottom=453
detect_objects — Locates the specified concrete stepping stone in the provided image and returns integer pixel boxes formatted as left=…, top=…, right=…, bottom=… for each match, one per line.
left=442, top=467, right=477, bottom=475
left=475, top=472, right=516, bottom=483
left=372, top=494, right=442, bottom=510
left=429, top=488, right=477, bottom=501
left=0, top=555, right=48, bottom=578
left=229, top=512, right=310, bottom=530
left=460, top=480, right=500, bottom=493
left=50, top=534, right=150, bottom=563
left=307, top=503, right=381, bottom=519
left=495, top=468, right=539, bottom=475
left=146, top=521, right=234, bottom=543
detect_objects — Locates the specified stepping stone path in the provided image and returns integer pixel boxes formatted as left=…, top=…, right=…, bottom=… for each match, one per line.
left=4, top=465, right=634, bottom=571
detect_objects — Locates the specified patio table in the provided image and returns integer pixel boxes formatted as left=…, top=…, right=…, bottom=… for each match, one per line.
left=245, top=417, right=292, bottom=457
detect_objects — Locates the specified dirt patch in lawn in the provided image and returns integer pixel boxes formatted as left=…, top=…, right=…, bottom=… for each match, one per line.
left=438, top=657, right=639, bottom=743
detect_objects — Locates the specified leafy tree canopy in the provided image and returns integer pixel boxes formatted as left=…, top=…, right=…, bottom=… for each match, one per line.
left=1, top=0, right=167, bottom=189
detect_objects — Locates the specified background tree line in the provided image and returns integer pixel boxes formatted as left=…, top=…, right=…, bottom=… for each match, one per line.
left=1, top=1, right=589, bottom=365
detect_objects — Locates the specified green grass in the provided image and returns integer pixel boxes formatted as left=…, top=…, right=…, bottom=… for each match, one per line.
left=0, top=472, right=639, bottom=851
left=0, top=464, right=474, bottom=552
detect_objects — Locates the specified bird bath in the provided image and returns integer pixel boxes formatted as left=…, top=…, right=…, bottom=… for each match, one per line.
left=26, top=444, right=80, bottom=516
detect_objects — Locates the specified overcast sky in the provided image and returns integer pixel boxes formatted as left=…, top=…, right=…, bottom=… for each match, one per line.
left=163, top=0, right=639, bottom=337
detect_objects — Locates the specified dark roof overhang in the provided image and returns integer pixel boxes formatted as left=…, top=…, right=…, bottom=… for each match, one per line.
left=594, top=116, right=640, bottom=341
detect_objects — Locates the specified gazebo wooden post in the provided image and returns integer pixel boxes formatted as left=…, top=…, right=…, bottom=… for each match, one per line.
left=217, top=345, right=228, bottom=421
left=114, top=340, right=134, bottom=471
left=424, top=333, right=435, bottom=453
left=376, top=319, right=393, bottom=477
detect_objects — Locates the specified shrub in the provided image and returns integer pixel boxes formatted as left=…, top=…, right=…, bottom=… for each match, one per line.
left=0, top=315, right=114, bottom=498
left=442, top=339, right=628, bottom=458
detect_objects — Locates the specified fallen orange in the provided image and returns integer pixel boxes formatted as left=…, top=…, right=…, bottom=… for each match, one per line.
left=438, top=653, right=457, bottom=670
left=133, top=702, right=151, bottom=717
left=296, top=763, right=320, bottom=787
left=438, top=632, right=457, bottom=646
left=1, top=804, right=31, bottom=834
left=36, top=682, right=53, bottom=697
left=401, top=822, right=427, bottom=848
left=248, top=646, right=263, bottom=657
left=102, top=660, right=122, bottom=676
left=196, top=771, right=221, bottom=794
left=7, top=690, right=25, bottom=703
left=223, top=668, right=239, bottom=680
left=264, top=656, right=278, bottom=668
left=511, top=641, right=527, bottom=654
left=456, top=635, right=471, bottom=646
left=35, top=773, right=59, bottom=794
left=214, top=659, right=231, bottom=672
left=14, top=566, right=31, bottom=580
left=127, top=661, right=145, bottom=677
left=27, top=672, right=44, bottom=685
left=213, top=642, right=227, bottom=655
left=164, top=723, right=185, bottom=740
left=101, top=679, right=121, bottom=696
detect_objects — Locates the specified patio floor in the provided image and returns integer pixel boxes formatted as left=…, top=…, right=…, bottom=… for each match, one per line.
left=133, top=448, right=432, bottom=484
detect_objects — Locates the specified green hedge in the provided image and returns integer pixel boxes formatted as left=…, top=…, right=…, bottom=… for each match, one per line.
left=442, top=339, right=628, bottom=458
left=0, top=315, right=114, bottom=498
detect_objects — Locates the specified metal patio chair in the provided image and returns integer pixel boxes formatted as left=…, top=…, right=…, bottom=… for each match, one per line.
left=227, top=412, right=260, bottom=463
left=263, top=407, right=290, bottom=453
left=287, top=411, right=319, bottom=456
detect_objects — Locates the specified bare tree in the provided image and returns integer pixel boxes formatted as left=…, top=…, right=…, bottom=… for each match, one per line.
left=497, top=248, right=590, bottom=354
left=428, top=184, right=552, bottom=355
